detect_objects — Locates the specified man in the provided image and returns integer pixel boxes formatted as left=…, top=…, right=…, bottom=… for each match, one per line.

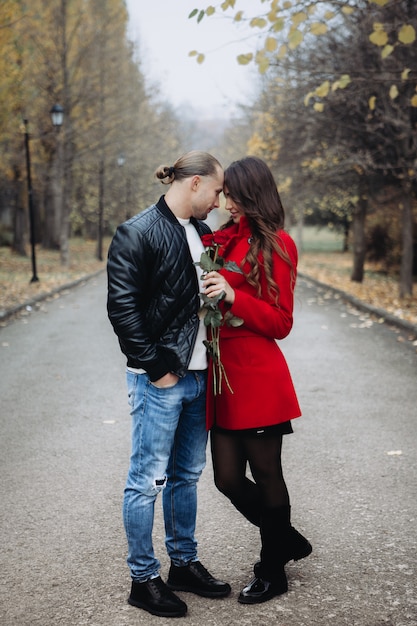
left=107, top=151, right=230, bottom=618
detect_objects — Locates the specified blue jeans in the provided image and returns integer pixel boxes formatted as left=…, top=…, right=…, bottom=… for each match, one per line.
left=124, top=370, right=208, bottom=582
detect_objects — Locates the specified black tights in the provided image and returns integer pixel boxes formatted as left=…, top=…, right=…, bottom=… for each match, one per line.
left=210, top=429, right=290, bottom=527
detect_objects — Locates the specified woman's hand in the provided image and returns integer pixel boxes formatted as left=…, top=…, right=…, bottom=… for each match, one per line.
left=202, top=271, right=235, bottom=305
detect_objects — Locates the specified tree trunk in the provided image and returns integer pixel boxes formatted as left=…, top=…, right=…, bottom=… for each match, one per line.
left=42, top=151, right=62, bottom=249
left=59, top=0, right=70, bottom=267
left=96, top=0, right=107, bottom=262
left=97, top=154, right=104, bottom=261
left=399, top=191, right=413, bottom=297
left=350, top=179, right=367, bottom=283
left=12, top=176, right=27, bottom=256
left=294, top=207, right=304, bottom=255
left=343, top=216, right=350, bottom=253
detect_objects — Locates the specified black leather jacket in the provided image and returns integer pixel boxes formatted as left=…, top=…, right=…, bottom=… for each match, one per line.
left=107, top=196, right=210, bottom=381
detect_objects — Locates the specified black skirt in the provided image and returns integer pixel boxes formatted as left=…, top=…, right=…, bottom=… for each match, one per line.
left=211, top=420, right=293, bottom=438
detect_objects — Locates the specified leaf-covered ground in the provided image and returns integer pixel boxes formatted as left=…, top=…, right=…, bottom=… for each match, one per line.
left=0, top=239, right=109, bottom=314
left=298, top=252, right=417, bottom=327
left=0, top=241, right=416, bottom=329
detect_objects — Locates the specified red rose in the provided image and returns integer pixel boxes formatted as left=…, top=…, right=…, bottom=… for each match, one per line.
left=212, top=230, right=230, bottom=246
left=201, top=234, right=215, bottom=247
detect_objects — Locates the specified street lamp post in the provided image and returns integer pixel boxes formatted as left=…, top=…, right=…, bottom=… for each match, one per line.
left=50, top=104, right=64, bottom=129
left=23, top=118, right=39, bottom=283
left=50, top=104, right=65, bottom=261
left=22, top=106, right=64, bottom=283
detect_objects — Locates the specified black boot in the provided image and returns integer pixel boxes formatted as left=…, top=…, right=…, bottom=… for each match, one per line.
left=238, top=506, right=311, bottom=605
left=238, top=507, right=288, bottom=604
left=256, top=506, right=312, bottom=565
left=128, top=577, right=187, bottom=617
left=286, top=525, right=313, bottom=563
left=238, top=573, right=287, bottom=604
left=167, top=560, right=231, bottom=598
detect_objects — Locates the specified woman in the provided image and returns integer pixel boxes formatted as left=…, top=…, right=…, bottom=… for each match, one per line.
left=202, top=156, right=312, bottom=605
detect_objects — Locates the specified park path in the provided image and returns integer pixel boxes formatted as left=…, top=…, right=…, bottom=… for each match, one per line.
left=0, top=273, right=416, bottom=626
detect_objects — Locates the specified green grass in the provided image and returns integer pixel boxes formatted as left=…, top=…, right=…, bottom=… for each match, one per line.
left=289, top=225, right=345, bottom=252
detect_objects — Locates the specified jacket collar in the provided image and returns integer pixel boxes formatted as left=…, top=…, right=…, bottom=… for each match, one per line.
left=223, top=215, right=252, bottom=240
left=237, top=215, right=252, bottom=238
left=156, top=195, right=181, bottom=225
left=156, top=195, right=203, bottom=231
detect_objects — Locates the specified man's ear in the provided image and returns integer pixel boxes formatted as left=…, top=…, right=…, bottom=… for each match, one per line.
left=190, top=175, right=201, bottom=191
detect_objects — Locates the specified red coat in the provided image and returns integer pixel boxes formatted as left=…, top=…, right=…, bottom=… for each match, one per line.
left=206, top=217, right=301, bottom=430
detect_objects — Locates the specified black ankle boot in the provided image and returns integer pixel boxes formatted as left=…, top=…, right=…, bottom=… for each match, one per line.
left=287, top=525, right=312, bottom=562
left=167, top=560, right=231, bottom=598
left=253, top=505, right=310, bottom=598
left=263, top=506, right=312, bottom=563
left=238, top=572, right=288, bottom=604
left=237, top=507, right=290, bottom=605
left=128, top=577, right=187, bottom=617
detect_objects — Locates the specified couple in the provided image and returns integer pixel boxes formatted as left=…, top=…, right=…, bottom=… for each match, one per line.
left=107, top=151, right=312, bottom=618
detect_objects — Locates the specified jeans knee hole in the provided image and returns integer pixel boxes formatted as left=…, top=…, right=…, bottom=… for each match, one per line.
left=154, top=476, right=167, bottom=490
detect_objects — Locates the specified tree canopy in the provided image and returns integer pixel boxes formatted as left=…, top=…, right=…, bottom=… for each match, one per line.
left=0, top=0, right=184, bottom=264
left=189, top=0, right=417, bottom=295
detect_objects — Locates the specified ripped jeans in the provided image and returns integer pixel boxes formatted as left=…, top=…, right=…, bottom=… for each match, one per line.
left=124, top=370, right=208, bottom=582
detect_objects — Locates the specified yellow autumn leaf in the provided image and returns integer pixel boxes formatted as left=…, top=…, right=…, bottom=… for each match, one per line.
left=292, top=12, right=308, bottom=26
left=368, top=0, right=389, bottom=5
left=277, top=44, right=287, bottom=60
left=288, top=29, right=303, bottom=49
left=272, top=18, right=285, bottom=32
left=310, top=22, right=328, bottom=36
left=250, top=17, right=267, bottom=29
left=411, top=94, right=417, bottom=107
left=221, top=0, right=236, bottom=10
left=314, top=102, right=324, bottom=112
left=283, top=1, right=292, bottom=9
left=189, top=50, right=198, bottom=57
left=237, top=53, right=253, bottom=65
left=369, top=96, right=376, bottom=110
left=234, top=10, right=243, bottom=21
left=265, top=37, right=278, bottom=52
left=381, top=44, right=394, bottom=59
left=206, top=6, right=215, bottom=16
left=398, top=24, right=416, bottom=45
left=339, top=74, right=351, bottom=89
left=256, top=52, right=270, bottom=75
left=316, top=80, right=330, bottom=98
left=389, top=84, right=399, bottom=99
left=401, top=68, right=411, bottom=80
left=370, top=28, right=388, bottom=47
left=324, top=11, right=335, bottom=20
left=267, top=8, right=278, bottom=23
left=197, top=53, right=205, bottom=64
left=342, top=6, right=354, bottom=14
left=304, top=92, right=314, bottom=106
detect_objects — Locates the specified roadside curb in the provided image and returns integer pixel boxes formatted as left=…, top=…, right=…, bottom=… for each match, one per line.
left=299, top=272, right=417, bottom=338
left=1, top=268, right=416, bottom=339
left=0, top=269, right=105, bottom=324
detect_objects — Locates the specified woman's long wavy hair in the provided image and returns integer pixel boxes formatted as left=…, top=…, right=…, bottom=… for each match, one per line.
left=223, top=156, right=294, bottom=301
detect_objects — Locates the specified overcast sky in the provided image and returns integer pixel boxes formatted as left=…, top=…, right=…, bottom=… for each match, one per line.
left=125, top=0, right=265, bottom=119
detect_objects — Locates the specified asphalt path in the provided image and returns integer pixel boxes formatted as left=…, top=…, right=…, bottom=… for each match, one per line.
left=1, top=273, right=416, bottom=626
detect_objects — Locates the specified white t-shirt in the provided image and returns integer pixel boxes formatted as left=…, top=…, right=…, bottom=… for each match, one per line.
left=177, top=217, right=208, bottom=371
